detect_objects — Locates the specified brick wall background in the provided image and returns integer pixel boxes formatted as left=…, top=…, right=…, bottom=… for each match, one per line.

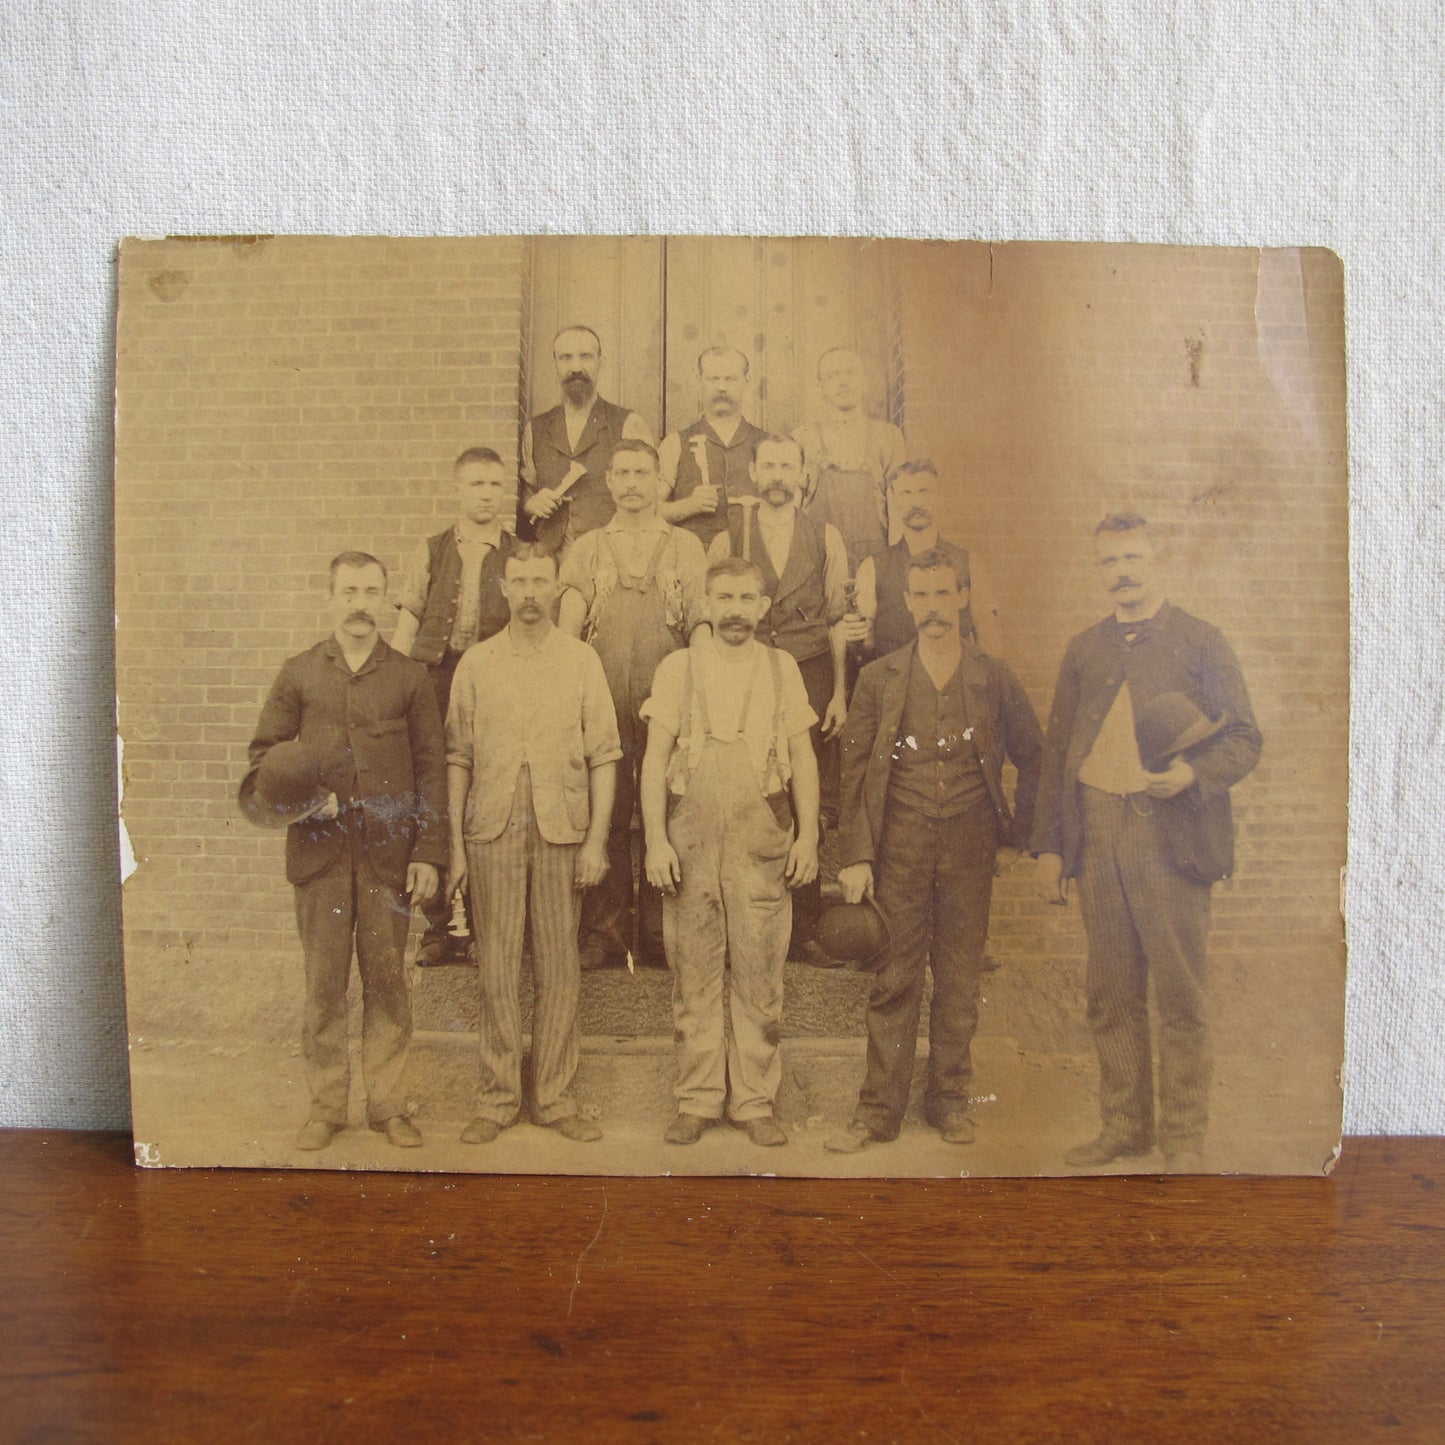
left=117, top=238, right=1347, bottom=1089
left=117, top=236, right=528, bottom=1038
left=896, top=241, right=1348, bottom=1060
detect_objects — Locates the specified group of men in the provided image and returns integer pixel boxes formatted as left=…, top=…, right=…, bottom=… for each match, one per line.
left=241, top=322, right=1261, bottom=1173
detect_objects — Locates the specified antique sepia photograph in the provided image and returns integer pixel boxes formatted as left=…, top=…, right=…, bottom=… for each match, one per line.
left=115, top=235, right=1347, bottom=1178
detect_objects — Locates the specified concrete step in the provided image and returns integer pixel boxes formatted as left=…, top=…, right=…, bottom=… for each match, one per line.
left=408, top=1028, right=1022, bottom=1132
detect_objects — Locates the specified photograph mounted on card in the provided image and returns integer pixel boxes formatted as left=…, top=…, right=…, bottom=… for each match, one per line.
left=115, top=235, right=1347, bottom=1177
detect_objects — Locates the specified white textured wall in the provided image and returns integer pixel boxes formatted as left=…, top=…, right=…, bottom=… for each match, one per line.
left=0, top=1, right=1437, bottom=1131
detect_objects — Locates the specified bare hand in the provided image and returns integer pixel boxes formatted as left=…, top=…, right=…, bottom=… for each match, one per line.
left=525, top=488, right=562, bottom=520
left=691, top=483, right=721, bottom=515
left=839, top=613, right=871, bottom=646
left=837, top=862, right=874, bottom=905
left=574, top=840, right=609, bottom=891
left=785, top=838, right=819, bottom=889
left=308, top=791, right=340, bottom=822
left=1035, top=852, right=1068, bottom=905
left=646, top=840, right=683, bottom=895
left=406, top=862, right=439, bottom=907
left=993, top=845, right=1024, bottom=878
left=1144, top=758, right=1196, bottom=799
left=447, top=847, right=468, bottom=906
left=820, top=689, right=848, bottom=740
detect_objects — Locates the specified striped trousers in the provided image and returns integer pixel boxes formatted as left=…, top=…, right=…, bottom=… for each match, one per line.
left=1076, top=786, right=1213, bottom=1152
left=466, top=767, right=582, bottom=1126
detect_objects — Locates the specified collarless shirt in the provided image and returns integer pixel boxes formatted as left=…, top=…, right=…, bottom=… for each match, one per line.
left=446, top=624, right=622, bottom=844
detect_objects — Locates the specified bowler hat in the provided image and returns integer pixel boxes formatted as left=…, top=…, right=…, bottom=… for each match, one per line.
left=246, top=741, right=344, bottom=828
left=816, top=894, right=892, bottom=970
left=1134, top=692, right=1226, bottom=774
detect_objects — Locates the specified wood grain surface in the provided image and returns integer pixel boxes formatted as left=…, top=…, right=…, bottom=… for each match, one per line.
left=2, top=1131, right=1441, bottom=1441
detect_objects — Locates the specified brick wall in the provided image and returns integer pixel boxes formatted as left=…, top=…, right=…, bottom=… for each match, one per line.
left=117, top=237, right=1349, bottom=1068
left=117, top=236, right=528, bottom=1037
left=895, top=241, right=1349, bottom=1056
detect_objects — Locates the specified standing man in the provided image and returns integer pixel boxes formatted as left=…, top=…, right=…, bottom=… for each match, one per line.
left=1031, top=514, right=1262, bottom=1172
left=641, top=557, right=820, bottom=1148
left=825, top=549, right=1043, bottom=1154
left=558, top=439, right=709, bottom=969
left=793, top=347, right=907, bottom=571
left=658, top=347, right=768, bottom=550
left=446, top=544, right=622, bottom=1145
left=240, top=552, right=446, bottom=1153
left=707, top=433, right=849, bottom=954
left=520, top=324, right=654, bottom=553
left=852, top=459, right=1003, bottom=658
left=392, top=445, right=517, bottom=965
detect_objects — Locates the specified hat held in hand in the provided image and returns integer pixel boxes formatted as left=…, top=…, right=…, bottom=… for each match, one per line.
left=244, top=741, right=343, bottom=828
left=816, top=894, right=892, bottom=970
left=1134, top=692, right=1226, bottom=774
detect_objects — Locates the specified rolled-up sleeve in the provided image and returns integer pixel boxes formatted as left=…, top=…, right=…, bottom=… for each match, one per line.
left=822, top=524, right=850, bottom=621
left=394, top=538, right=432, bottom=621
left=445, top=652, right=478, bottom=770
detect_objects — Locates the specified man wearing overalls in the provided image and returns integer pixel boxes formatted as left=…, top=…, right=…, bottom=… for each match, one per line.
left=707, top=433, right=850, bottom=957
left=640, top=556, right=820, bottom=1148
left=793, top=347, right=908, bottom=573
left=559, top=440, right=708, bottom=970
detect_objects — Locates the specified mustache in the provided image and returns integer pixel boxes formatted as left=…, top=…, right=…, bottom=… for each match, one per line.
left=1110, top=578, right=1140, bottom=591
left=903, top=507, right=931, bottom=523
left=344, top=610, right=375, bottom=624
left=563, top=372, right=592, bottom=386
left=720, top=615, right=755, bottom=629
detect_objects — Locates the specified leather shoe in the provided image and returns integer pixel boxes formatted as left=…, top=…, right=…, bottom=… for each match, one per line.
left=823, top=1120, right=883, bottom=1154
left=294, top=1119, right=339, bottom=1151
left=663, top=1112, right=714, bottom=1145
left=373, top=1115, right=423, bottom=1148
left=547, top=1115, right=603, bottom=1143
left=936, top=1113, right=976, bottom=1145
left=1063, top=1132, right=1154, bottom=1168
left=416, top=937, right=467, bottom=968
left=735, top=1116, right=788, bottom=1147
left=460, top=1117, right=502, bottom=1145
left=795, top=939, right=845, bottom=970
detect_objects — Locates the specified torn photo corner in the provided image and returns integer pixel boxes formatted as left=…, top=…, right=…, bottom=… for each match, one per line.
left=115, top=235, right=1347, bottom=1178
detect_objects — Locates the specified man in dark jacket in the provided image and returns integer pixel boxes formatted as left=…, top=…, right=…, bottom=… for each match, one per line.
left=1031, top=514, right=1262, bottom=1172
left=241, top=551, right=448, bottom=1153
left=825, top=548, right=1043, bottom=1153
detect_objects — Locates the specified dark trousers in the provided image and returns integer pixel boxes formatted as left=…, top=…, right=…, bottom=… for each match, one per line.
left=580, top=708, right=665, bottom=962
left=853, top=797, right=997, bottom=1138
left=422, top=650, right=474, bottom=949
left=1076, top=786, right=1213, bottom=1152
left=293, top=829, right=412, bottom=1125
left=792, top=649, right=837, bottom=945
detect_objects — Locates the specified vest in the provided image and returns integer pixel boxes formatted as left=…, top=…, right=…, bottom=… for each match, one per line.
left=523, top=396, right=633, bottom=547
left=412, top=528, right=515, bottom=665
left=725, top=507, right=830, bottom=663
left=671, top=415, right=768, bottom=548
left=873, top=537, right=974, bottom=655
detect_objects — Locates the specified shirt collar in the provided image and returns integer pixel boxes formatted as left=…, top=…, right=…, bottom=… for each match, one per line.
left=505, top=622, right=556, bottom=657
left=455, top=520, right=504, bottom=547
left=324, top=635, right=386, bottom=676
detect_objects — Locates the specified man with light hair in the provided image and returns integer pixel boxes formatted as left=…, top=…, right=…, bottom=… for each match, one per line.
left=793, top=346, right=907, bottom=571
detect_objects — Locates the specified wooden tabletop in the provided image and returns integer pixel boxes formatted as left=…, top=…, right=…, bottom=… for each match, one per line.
left=2, top=1131, right=1442, bottom=1441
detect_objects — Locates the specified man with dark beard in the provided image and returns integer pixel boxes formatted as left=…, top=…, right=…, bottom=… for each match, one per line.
left=520, top=324, right=653, bottom=554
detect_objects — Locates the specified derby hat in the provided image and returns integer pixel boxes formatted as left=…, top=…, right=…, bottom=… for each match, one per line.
left=244, top=740, right=344, bottom=828
left=1134, top=692, right=1226, bottom=774
left=815, top=894, right=892, bottom=970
